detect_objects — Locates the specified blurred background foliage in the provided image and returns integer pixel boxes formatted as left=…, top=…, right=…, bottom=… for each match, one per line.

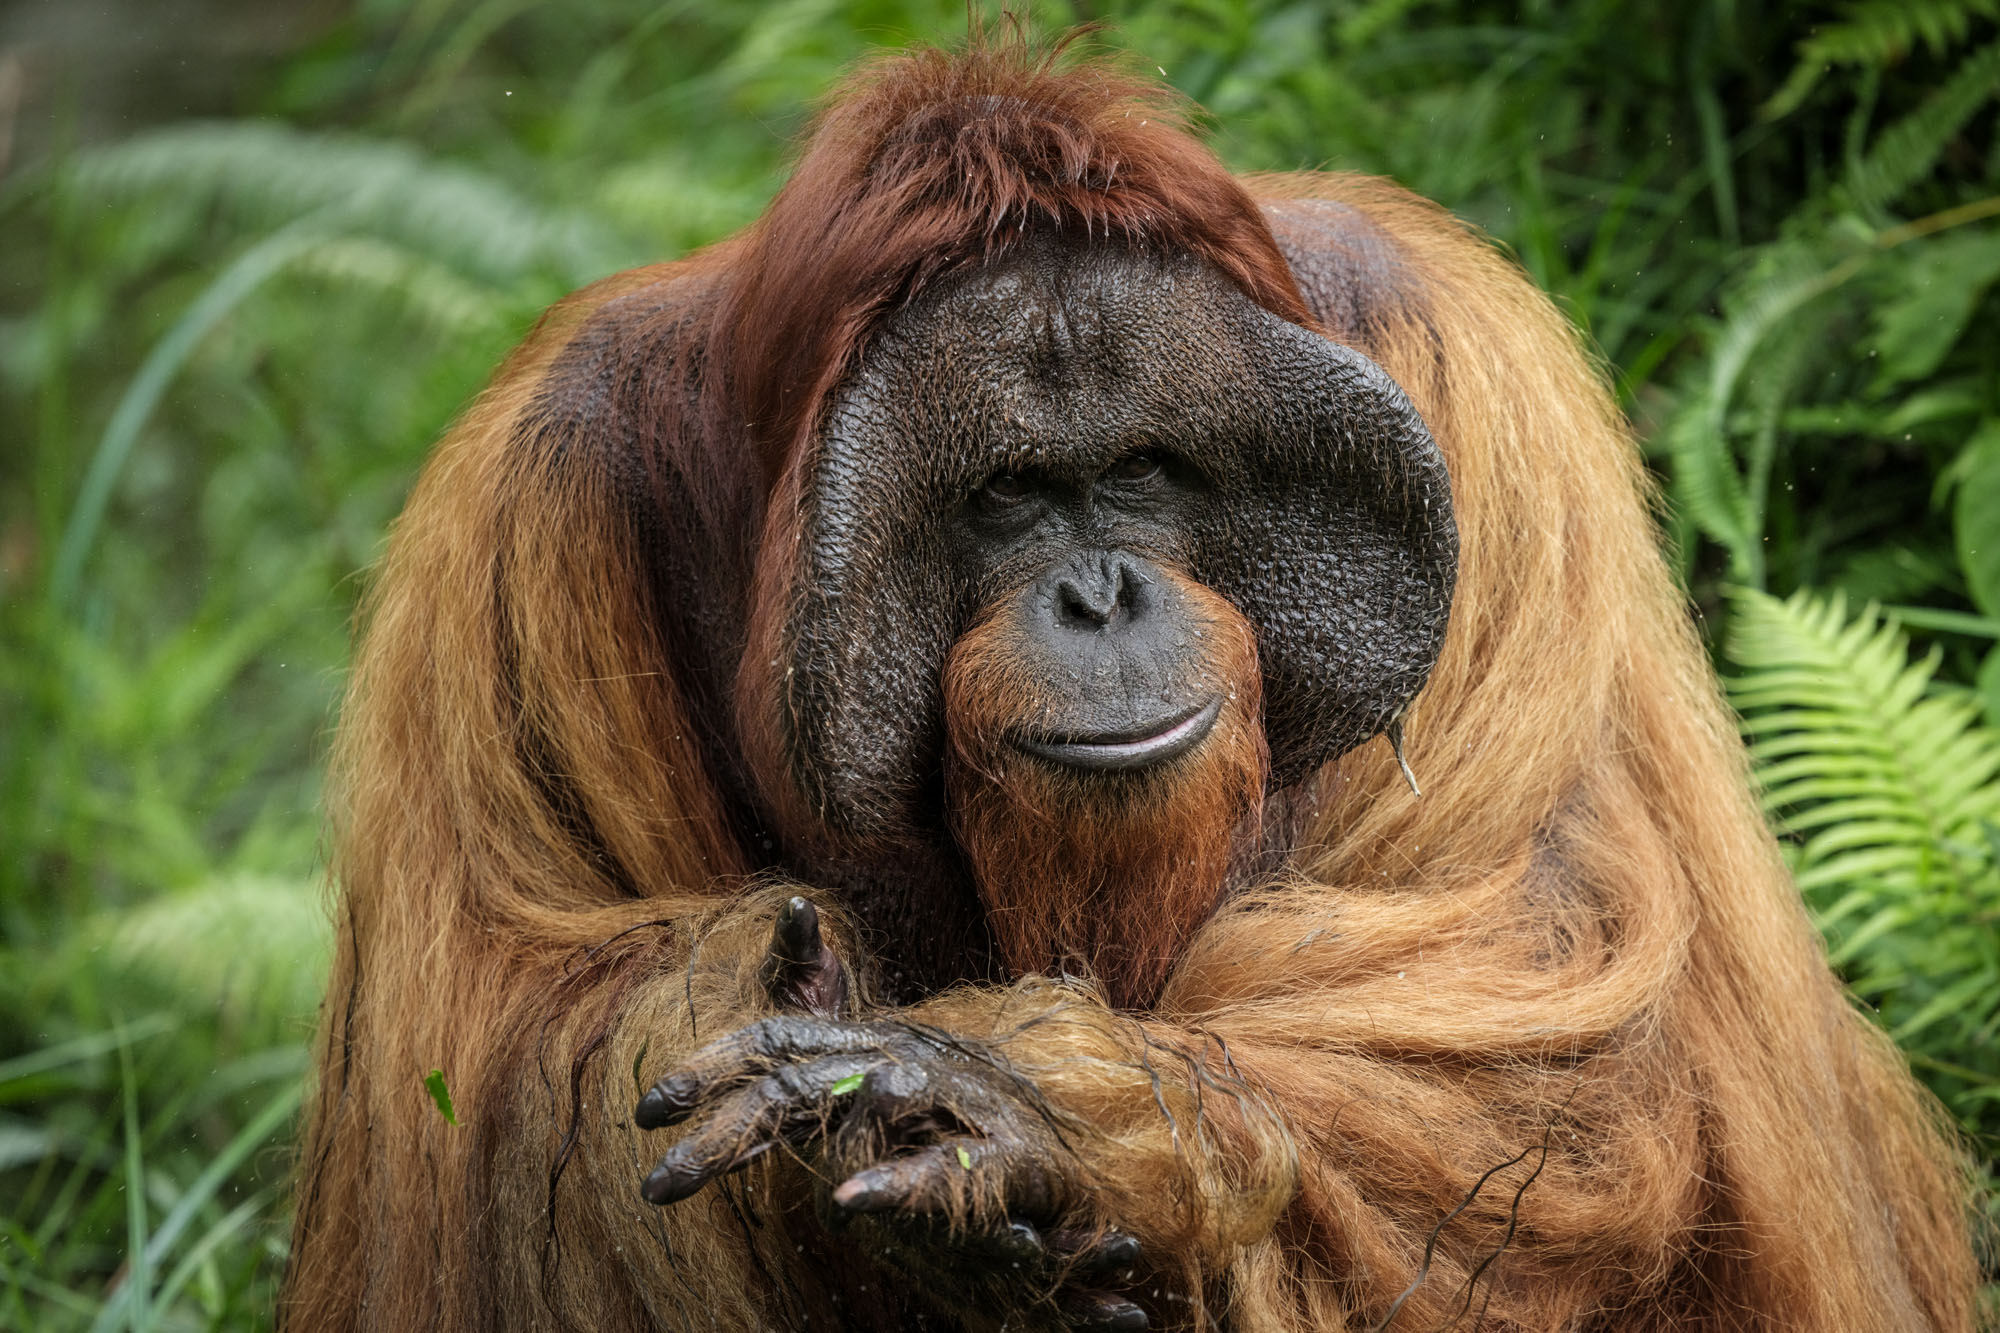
left=1, top=0, right=1998, bottom=1325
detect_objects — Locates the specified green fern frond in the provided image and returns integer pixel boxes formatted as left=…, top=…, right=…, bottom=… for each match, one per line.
left=90, top=874, right=331, bottom=1041
left=1767, top=0, right=2000, bottom=116
left=1663, top=245, right=1868, bottom=580
left=292, top=238, right=511, bottom=334
left=1842, top=38, right=2000, bottom=214
left=1661, top=393, right=1754, bottom=575
left=68, top=122, right=632, bottom=285
left=1705, top=243, right=1867, bottom=414
left=1870, top=230, right=2000, bottom=387
left=1821, top=0, right=1993, bottom=64
left=1729, top=590, right=2000, bottom=900
left=1725, top=589, right=2000, bottom=1082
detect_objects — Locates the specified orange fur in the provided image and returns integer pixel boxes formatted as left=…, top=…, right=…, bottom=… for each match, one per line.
left=283, top=34, right=1980, bottom=1333
left=944, top=572, right=1267, bottom=1011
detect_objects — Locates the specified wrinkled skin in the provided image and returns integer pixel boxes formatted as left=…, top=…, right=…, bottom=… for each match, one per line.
left=753, top=239, right=1455, bottom=1002
left=643, top=242, right=1457, bottom=1327
left=642, top=900, right=1147, bottom=1331
left=781, top=238, right=1455, bottom=844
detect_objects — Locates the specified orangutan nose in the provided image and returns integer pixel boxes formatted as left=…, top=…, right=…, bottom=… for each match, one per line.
left=1048, top=552, right=1151, bottom=633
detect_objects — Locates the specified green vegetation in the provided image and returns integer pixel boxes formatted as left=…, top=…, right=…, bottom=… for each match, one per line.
left=2, top=0, right=1997, bottom=1325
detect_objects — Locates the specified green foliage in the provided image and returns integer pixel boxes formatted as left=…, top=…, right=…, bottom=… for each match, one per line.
left=1727, top=589, right=2000, bottom=1128
left=69, top=122, right=632, bottom=286
left=1768, top=0, right=2000, bottom=117
left=422, top=1070, right=459, bottom=1128
left=2, top=0, right=1997, bottom=1324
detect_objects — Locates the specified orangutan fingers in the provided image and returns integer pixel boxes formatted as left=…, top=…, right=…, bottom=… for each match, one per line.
left=851, top=1053, right=938, bottom=1127
left=1058, top=1289, right=1149, bottom=1332
left=765, top=895, right=823, bottom=969
left=985, top=1218, right=1048, bottom=1267
left=640, top=1054, right=878, bottom=1205
left=1053, top=1229, right=1142, bottom=1281
left=641, top=1135, right=777, bottom=1206
left=828, top=1142, right=965, bottom=1215
left=635, top=1016, right=887, bottom=1129
left=756, top=895, right=850, bottom=1017
left=828, top=1136, right=1055, bottom=1221
left=872, top=1214, right=1048, bottom=1266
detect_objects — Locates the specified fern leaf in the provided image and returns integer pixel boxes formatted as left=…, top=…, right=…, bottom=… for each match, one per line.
left=90, top=874, right=331, bottom=1041
left=292, top=238, right=512, bottom=334
left=1729, top=589, right=2000, bottom=871
left=67, top=122, right=634, bottom=285
left=1767, top=0, right=2000, bottom=116
left=1661, top=394, right=1754, bottom=574
left=1842, top=38, right=2000, bottom=214
left=1726, top=588, right=2000, bottom=1105
left=1870, top=230, right=2000, bottom=387
left=1664, top=239, right=1873, bottom=579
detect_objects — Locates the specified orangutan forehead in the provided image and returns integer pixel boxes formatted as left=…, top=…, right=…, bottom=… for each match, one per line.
left=850, top=241, right=1286, bottom=473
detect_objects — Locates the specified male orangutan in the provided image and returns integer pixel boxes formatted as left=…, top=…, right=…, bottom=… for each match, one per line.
left=283, top=34, right=1979, bottom=1333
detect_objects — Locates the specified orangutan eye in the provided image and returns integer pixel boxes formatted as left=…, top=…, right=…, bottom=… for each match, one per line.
left=979, top=472, right=1032, bottom=504
left=1107, top=453, right=1162, bottom=482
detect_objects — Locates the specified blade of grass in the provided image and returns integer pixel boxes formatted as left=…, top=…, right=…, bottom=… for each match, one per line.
left=116, top=1034, right=149, bottom=1333
left=149, top=1184, right=280, bottom=1315
left=0, top=1016, right=177, bottom=1089
left=88, top=1080, right=300, bottom=1333
left=0, top=1255, right=101, bottom=1318
left=1885, top=605, right=2000, bottom=638
left=48, top=219, right=327, bottom=606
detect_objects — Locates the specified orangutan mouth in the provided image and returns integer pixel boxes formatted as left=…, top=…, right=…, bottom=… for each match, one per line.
left=1015, top=696, right=1223, bottom=772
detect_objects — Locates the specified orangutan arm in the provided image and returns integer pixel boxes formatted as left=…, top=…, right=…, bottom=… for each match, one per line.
left=632, top=825, right=1711, bottom=1333
left=617, top=909, right=1206, bottom=1331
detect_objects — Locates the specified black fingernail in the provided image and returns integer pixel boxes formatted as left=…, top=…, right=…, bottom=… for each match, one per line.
left=1075, top=1298, right=1147, bottom=1332
left=1067, top=1229, right=1144, bottom=1278
left=641, top=1162, right=700, bottom=1206
left=636, top=1072, right=699, bottom=1129
left=993, top=1219, right=1043, bottom=1262
left=1098, top=1233, right=1142, bottom=1268
left=1100, top=1301, right=1147, bottom=1332
left=775, top=897, right=818, bottom=962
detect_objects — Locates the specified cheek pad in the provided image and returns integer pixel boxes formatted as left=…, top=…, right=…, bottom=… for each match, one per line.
left=777, top=268, right=1455, bottom=843
left=1190, top=320, right=1456, bottom=784
left=780, top=377, right=964, bottom=846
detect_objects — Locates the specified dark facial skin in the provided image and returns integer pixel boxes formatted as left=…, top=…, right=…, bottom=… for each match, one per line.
left=767, top=238, right=1455, bottom=999
left=639, top=241, right=1459, bottom=1328
left=783, top=237, right=1454, bottom=844
left=964, top=486, right=1228, bottom=770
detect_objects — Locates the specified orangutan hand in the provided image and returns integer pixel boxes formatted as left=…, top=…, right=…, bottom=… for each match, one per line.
left=753, top=895, right=851, bottom=1017
left=635, top=912, right=1148, bottom=1330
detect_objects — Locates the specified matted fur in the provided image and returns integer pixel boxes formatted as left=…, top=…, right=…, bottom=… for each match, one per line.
left=283, top=31, right=1980, bottom=1333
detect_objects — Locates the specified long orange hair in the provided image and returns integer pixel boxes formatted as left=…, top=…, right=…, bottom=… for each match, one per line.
left=284, top=34, right=1980, bottom=1331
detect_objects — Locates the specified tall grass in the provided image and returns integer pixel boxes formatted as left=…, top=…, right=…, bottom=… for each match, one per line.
left=2, top=1, right=1995, bottom=1324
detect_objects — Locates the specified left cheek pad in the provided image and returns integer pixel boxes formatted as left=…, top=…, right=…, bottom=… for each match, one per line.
left=752, top=383, right=970, bottom=849
left=1187, top=326, right=1456, bottom=784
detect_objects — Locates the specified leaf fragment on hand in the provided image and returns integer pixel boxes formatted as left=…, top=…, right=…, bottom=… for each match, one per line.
left=830, top=1073, right=864, bottom=1096
left=424, top=1068, right=459, bottom=1126
left=955, top=1144, right=973, bottom=1170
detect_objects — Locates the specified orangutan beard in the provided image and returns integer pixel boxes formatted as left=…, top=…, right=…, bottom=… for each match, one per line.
left=942, top=584, right=1268, bottom=1011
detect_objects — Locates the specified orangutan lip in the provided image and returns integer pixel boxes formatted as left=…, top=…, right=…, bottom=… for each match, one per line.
left=1016, top=696, right=1223, bottom=772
